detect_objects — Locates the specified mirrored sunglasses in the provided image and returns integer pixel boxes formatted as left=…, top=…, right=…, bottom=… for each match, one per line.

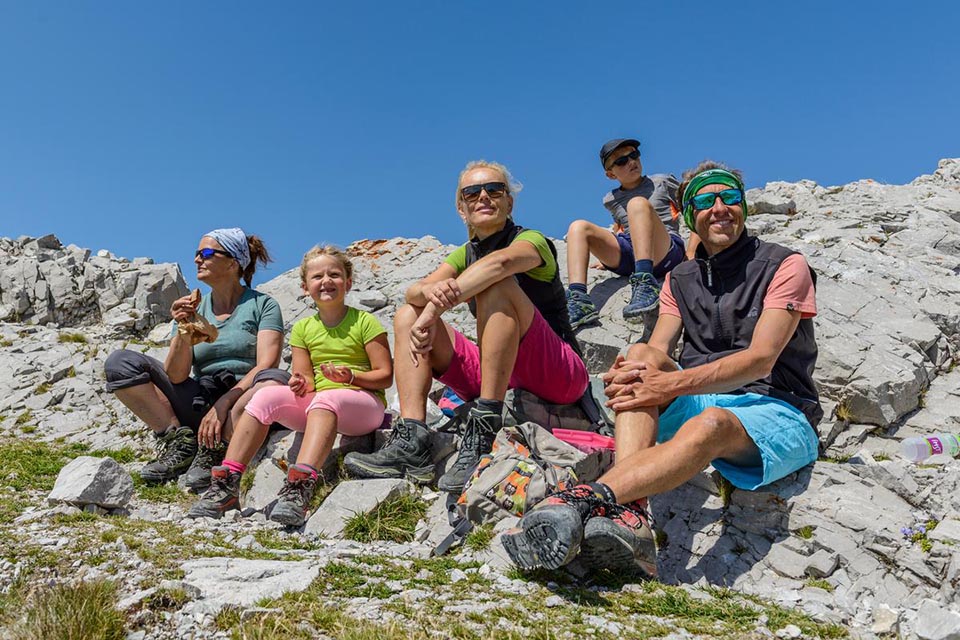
left=688, top=188, right=744, bottom=211
left=195, top=248, right=233, bottom=260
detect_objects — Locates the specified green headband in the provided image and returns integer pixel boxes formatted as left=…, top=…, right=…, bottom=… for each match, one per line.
left=682, top=168, right=747, bottom=232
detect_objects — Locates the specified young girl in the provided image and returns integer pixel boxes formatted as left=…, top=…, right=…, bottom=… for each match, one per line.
left=188, top=245, right=393, bottom=526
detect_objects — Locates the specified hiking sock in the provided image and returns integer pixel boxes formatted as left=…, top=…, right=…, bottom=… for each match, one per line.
left=585, top=482, right=617, bottom=504
left=568, top=283, right=588, bottom=295
left=633, top=259, right=654, bottom=276
left=475, top=398, right=504, bottom=417
left=293, top=463, right=320, bottom=481
left=222, top=459, right=247, bottom=475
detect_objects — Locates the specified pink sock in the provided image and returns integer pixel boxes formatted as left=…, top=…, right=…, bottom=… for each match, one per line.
left=222, top=459, right=247, bottom=474
left=292, top=463, right=319, bottom=480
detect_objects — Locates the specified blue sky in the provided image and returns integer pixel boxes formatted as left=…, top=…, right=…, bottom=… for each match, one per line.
left=1, top=2, right=957, bottom=289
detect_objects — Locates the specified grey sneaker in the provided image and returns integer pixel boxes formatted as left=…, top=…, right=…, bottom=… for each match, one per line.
left=187, top=466, right=241, bottom=519
left=580, top=501, right=658, bottom=577
left=437, top=406, right=500, bottom=494
left=140, top=426, right=197, bottom=485
left=566, top=289, right=600, bottom=330
left=343, top=418, right=435, bottom=484
left=622, top=272, right=661, bottom=321
left=183, top=443, right=227, bottom=492
left=269, top=464, right=318, bottom=527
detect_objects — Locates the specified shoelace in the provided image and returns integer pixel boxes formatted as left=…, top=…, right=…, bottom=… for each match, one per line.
left=277, top=478, right=313, bottom=505
left=193, top=446, right=218, bottom=468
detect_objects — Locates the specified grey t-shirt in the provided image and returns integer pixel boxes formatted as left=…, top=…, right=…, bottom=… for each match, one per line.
left=185, top=288, right=284, bottom=378
left=602, top=173, right=680, bottom=235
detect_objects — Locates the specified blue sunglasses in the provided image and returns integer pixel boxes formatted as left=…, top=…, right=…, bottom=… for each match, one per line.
left=687, top=188, right=744, bottom=211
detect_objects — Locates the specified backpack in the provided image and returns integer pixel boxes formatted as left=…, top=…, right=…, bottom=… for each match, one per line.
left=456, top=421, right=613, bottom=526
left=509, top=385, right=613, bottom=436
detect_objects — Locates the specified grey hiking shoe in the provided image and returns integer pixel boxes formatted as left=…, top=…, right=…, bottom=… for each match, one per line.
left=139, top=426, right=197, bottom=485
left=183, top=442, right=226, bottom=492
left=622, top=272, right=661, bottom=321
left=343, top=418, right=434, bottom=484
left=269, top=464, right=318, bottom=527
left=502, top=484, right=611, bottom=570
left=437, top=406, right=500, bottom=494
left=566, top=289, right=600, bottom=330
left=187, top=466, right=241, bottom=519
left=580, top=500, right=658, bottom=577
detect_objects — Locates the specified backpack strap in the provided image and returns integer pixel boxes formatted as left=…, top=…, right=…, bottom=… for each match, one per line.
left=578, top=386, right=614, bottom=436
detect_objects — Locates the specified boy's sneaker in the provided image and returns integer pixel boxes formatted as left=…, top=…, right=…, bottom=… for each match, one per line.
left=566, top=289, right=600, bottom=330
left=502, top=484, right=613, bottom=570
left=437, top=406, right=500, bottom=494
left=580, top=500, right=658, bottom=577
left=622, top=272, right=661, bottom=321
left=270, top=464, right=318, bottom=527
left=343, top=418, right=435, bottom=484
left=187, top=466, right=241, bottom=519
left=139, top=426, right=197, bottom=485
left=183, top=442, right=227, bottom=492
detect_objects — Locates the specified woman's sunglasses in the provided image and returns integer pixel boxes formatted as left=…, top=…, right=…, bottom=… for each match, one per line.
left=609, top=149, right=640, bottom=168
left=195, top=248, right=233, bottom=260
left=687, top=188, right=744, bottom=211
left=460, top=181, right=508, bottom=202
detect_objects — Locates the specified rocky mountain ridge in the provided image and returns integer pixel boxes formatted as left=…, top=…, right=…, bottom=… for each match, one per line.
left=2, top=159, right=960, bottom=639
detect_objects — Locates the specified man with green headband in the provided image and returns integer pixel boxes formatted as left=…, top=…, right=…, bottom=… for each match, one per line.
left=504, top=161, right=822, bottom=578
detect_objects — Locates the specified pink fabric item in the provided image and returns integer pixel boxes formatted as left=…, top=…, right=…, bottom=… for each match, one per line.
left=243, top=385, right=385, bottom=436
left=437, top=309, right=588, bottom=405
left=222, top=459, right=247, bottom=474
left=660, top=254, right=816, bottom=319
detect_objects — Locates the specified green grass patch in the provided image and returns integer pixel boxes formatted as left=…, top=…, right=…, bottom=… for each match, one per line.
left=342, top=493, right=427, bottom=543
left=805, top=578, right=834, bottom=591
left=0, top=439, right=89, bottom=492
left=794, top=525, right=815, bottom=539
left=464, top=524, right=494, bottom=552
left=132, top=476, right=190, bottom=504
left=14, top=410, right=34, bottom=427
left=11, top=579, right=124, bottom=640
left=89, top=447, right=138, bottom=464
left=0, top=338, right=12, bottom=348
left=33, top=382, right=53, bottom=395
left=57, top=332, right=88, bottom=344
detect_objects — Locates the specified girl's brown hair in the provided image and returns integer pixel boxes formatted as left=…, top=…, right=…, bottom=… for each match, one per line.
left=242, top=235, right=272, bottom=288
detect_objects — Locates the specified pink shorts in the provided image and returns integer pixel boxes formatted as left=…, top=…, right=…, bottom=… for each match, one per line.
left=244, top=385, right=385, bottom=436
left=437, top=309, right=588, bottom=405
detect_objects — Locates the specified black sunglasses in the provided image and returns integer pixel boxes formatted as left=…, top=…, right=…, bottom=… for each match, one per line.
left=461, top=181, right=508, bottom=202
left=195, top=248, right=233, bottom=260
left=609, top=149, right=641, bottom=168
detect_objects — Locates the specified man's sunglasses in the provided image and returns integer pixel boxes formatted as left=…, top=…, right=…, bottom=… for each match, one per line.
left=609, top=149, right=640, bottom=168
left=461, top=182, right=508, bottom=202
left=687, top=188, right=744, bottom=211
left=195, top=248, right=233, bottom=260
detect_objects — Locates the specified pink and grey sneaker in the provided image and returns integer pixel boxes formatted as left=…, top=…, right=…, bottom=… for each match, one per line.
left=580, top=499, right=658, bottom=578
left=502, top=484, right=614, bottom=570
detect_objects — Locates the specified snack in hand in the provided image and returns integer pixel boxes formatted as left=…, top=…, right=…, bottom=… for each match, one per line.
left=177, top=289, right=219, bottom=345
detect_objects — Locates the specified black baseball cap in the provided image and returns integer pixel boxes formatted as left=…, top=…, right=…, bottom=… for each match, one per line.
left=599, top=138, right=641, bottom=168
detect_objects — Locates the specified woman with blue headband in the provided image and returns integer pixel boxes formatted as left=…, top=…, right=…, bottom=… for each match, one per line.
left=505, top=161, right=822, bottom=578
left=105, top=228, right=289, bottom=488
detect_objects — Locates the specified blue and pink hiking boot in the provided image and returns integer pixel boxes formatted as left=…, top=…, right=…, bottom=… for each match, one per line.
left=502, top=484, right=613, bottom=570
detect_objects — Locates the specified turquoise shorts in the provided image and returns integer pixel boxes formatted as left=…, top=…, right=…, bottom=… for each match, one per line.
left=657, top=392, right=819, bottom=490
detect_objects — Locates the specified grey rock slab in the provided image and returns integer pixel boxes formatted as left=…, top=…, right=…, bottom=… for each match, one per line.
left=914, top=599, right=960, bottom=640
left=47, top=456, right=134, bottom=509
left=180, top=557, right=323, bottom=614
left=929, top=519, right=960, bottom=545
left=304, top=478, right=412, bottom=538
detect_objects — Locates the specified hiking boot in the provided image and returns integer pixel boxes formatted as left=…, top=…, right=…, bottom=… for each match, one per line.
left=437, top=406, right=500, bottom=494
left=139, top=426, right=197, bottom=485
left=622, top=272, right=661, bottom=321
left=580, top=500, right=658, bottom=577
left=566, top=289, right=600, bottom=330
left=343, top=418, right=435, bottom=484
left=183, top=442, right=227, bottom=492
left=187, top=466, right=241, bottom=519
left=269, top=464, right=318, bottom=527
left=502, top=484, right=613, bottom=570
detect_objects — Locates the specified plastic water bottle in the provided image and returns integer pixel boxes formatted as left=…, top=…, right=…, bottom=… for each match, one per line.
left=900, top=434, right=960, bottom=462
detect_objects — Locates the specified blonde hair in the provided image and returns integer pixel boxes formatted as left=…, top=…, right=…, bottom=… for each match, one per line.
left=299, top=244, right=354, bottom=283
left=455, top=160, right=523, bottom=239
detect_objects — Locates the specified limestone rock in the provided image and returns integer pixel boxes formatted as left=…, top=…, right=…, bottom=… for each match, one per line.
left=304, top=478, right=412, bottom=538
left=47, top=456, right=134, bottom=509
left=180, top=557, right=323, bottom=614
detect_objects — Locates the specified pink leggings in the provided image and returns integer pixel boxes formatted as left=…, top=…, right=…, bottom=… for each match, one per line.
left=243, top=385, right=385, bottom=436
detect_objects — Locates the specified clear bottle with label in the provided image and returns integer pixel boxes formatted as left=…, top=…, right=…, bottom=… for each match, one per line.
left=900, top=433, right=960, bottom=463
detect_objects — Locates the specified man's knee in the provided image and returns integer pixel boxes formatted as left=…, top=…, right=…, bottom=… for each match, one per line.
left=624, top=343, right=674, bottom=370
left=686, top=407, right=741, bottom=446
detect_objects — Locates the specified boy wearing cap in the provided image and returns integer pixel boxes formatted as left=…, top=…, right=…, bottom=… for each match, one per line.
left=565, top=139, right=690, bottom=328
